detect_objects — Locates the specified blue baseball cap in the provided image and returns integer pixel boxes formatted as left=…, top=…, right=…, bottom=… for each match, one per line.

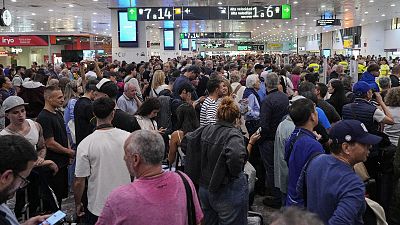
left=329, top=120, right=382, bottom=145
left=353, top=81, right=377, bottom=94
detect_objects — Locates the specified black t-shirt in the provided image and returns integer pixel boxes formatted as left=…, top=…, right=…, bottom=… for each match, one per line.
left=113, top=109, right=136, bottom=132
left=390, top=75, right=399, bottom=87
left=74, top=97, right=95, bottom=146
left=317, top=99, right=341, bottom=124
left=36, top=109, right=69, bottom=168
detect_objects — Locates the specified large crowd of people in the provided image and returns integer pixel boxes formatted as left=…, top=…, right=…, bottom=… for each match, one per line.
left=0, top=53, right=399, bottom=225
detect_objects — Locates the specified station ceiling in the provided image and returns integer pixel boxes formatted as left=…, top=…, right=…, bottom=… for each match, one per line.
left=2, top=0, right=399, bottom=43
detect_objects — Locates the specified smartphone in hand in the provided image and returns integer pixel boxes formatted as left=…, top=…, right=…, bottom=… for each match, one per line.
left=39, top=210, right=66, bottom=225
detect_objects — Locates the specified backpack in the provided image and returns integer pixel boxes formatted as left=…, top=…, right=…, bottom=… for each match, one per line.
left=181, top=125, right=207, bottom=184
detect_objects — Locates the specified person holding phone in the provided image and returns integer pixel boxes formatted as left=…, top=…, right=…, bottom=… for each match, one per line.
left=0, top=135, right=50, bottom=225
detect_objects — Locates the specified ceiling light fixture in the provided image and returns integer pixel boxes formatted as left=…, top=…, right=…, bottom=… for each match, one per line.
left=364, top=11, right=368, bottom=14
left=43, top=21, right=47, bottom=23
left=345, top=9, right=349, bottom=12
left=69, top=4, right=74, bottom=7
left=31, top=13, right=36, bottom=15
left=74, top=16, right=78, bottom=18
left=321, top=5, right=325, bottom=8
left=381, top=14, right=385, bottom=16
left=369, top=0, right=374, bottom=2
left=217, top=2, right=222, bottom=5
left=306, top=12, right=309, bottom=15
left=391, top=4, right=396, bottom=6
left=48, top=9, right=53, bottom=12
left=293, top=1, right=298, bottom=4
left=93, top=12, right=97, bottom=15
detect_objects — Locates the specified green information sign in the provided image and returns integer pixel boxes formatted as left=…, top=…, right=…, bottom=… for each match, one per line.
left=281, top=4, right=291, bottom=19
left=127, top=7, right=137, bottom=21
left=237, top=45, right=251, bottom=51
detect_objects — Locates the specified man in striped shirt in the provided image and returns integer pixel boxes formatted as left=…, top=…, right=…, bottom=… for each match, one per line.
left=200, top=77, right=225, bottom=126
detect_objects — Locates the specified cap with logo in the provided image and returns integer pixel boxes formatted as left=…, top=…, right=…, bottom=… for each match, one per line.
left=329, top=119, right=382, bottom=145
left=2, top=96, right=28, bottom=112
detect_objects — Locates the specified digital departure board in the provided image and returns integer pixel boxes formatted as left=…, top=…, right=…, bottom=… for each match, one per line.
left=180, top=32, right=251, bottom=39
left=126, top=5, right=291, bottom=21
left=316, top=19, right=341, bottom=26
left=237, top=44, right=264, bottom=51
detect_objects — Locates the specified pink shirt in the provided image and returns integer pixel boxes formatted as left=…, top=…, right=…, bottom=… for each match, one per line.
left=96, top=171, right=203, bottom=225
left=291, top=74, right=301, bottom=91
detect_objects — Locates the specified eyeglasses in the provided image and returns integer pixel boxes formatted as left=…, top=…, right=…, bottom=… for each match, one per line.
left=14, top=173, right=30, bottom=189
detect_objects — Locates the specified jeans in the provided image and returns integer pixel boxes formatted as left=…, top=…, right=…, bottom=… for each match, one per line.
left=259, top=140, right=282, bottom=205
left=199, top=173, right=248, bottom=225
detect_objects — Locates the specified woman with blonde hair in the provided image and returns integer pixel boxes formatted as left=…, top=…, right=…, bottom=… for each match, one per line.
left=150, top=70, right=169, bottom=97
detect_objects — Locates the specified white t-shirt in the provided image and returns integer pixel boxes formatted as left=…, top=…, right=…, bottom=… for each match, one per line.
left=384, top=107, right=400, bottom=146
left=373, top=108, right=386, bottom=123
left=75, top=128, right=131, bottom=216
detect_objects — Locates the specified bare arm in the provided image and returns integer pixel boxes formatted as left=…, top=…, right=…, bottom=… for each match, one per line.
left=376, top=92, right=395, bottom=125
left=168, top=132, right=179, bottom=164
left=73, top=177, right=86, bottom=217
left=45, top=137, right=74, bottom=158
left=35, top=122, right=46, bottom=158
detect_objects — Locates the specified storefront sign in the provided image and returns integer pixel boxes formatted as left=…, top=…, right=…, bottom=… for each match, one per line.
left=0, top=35, right=48, bottom=46
left=10, top=47, right=22, bottom=54
left=0, top=50, right=8, bottom=56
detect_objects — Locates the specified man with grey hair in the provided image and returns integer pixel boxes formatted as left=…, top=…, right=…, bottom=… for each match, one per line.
left=117, top=82, right=142, bottom=115
left=329, top=64, right=344, bottom=82
left=258, top=72, right=289, bottom=208
left=378, top=76, right=391, bottom=99
left=96, top=130, right=204, bottom=225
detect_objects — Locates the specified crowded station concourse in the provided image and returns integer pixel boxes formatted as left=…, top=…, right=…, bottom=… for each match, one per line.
left=1, top=0, right=400, bottom=225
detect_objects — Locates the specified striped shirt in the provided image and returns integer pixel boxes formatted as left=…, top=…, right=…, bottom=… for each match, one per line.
left=200, top=97, right=219, bottom=127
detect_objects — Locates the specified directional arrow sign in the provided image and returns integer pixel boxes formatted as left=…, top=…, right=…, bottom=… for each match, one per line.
left=127, top=7, right=137, bottom=21
left=281, top=4, right=291, bottom=19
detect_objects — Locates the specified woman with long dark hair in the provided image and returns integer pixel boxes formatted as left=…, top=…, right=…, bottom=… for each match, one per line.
left=168, top=103, right=199, bottom=168
left=133, top=97, right=165, bottom=133
left=327, top=79, right=347, bottom=116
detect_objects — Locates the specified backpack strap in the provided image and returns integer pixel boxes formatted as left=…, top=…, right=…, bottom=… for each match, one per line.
left=233, top=84, right=242, bottom=95
left=301, top=152, right=322, bottom=207
left=284, top=130, right=305, bottom=164
left=176, top=171, right=197, bottom=225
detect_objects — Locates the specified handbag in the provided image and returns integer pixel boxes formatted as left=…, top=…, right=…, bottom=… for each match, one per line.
left=176, top=171, right=197, bottom=225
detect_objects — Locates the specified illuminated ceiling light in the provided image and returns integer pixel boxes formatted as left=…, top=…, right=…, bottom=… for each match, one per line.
left=93, top=12, right=97, bottom=15
left=43, top=21, right=47, bottom=23
left=93, top=0, right=98, bottom=1
left=57, top=18, right=61, bottom=21
left=48, top=9, right=54, bottom=12
left=391, top=4, right=396, bottom=6
left=217, top=2, right=222, bottom=5
left=306, top=12, right=309, bottom=15
left=364, top=11, right=368, bottom=14
left=294, top=17, right=298, bottom=20
left=345, top=9, right=349, bottom=12
left=74, top=16, right=78, bottom=18
left=381, top=14, right=385, bottom=16
left=31, top=13, right=36, bottom=15
left=369, top=0, right=374, bottom=2
left=361, top=19, right=365, bottom=21
left=286, top=21, right=289, bottom=24
left=40, top=27, right=44, bottom=30
left=321, top=5, right=326, bottom=8
left=31, top=23, right=34, bottom=26
left=69, top=4, right=74, bottom=7
left=261, top=23, right=264, bottom=25
left=293, top=1, right=298, bottom=4
left=376, top=20, right=379, bottom=22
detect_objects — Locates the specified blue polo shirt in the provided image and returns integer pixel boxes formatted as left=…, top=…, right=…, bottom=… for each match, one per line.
left=304, top=154, right=366, bottom=225
left=360, top=71, right=379, bottom=92
left=285, top=128, right=324, bottom=206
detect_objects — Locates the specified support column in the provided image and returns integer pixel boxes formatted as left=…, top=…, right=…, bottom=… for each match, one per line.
left=111, top=9, right=150, bottom=63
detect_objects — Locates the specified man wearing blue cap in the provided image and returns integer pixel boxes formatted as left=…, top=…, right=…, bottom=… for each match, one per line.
left=342, top=81, right=394, bottom=133
left=300, top=120, right=382, bottom=225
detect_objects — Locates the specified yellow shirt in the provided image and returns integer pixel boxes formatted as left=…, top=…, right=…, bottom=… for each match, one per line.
left=308, top=63, right=320, bottom=73
left=339, top=61, right=349, bottom=70
left=380, top=64, right=390, bottom=77
left=358, top=64, right=366, bottom=74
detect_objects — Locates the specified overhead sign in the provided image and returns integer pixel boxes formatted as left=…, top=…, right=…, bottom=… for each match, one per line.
left=316, top=19, right=341, bottom=26
left=0, top=35, right=48, bottom=46
left=127, top=5, right=291, bottom=21
left=237, top=45, right=264, bottom=51
left=180, top=32, right=251, bottom=39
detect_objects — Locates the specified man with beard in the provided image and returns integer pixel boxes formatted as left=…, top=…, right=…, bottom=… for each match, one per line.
left=0, top=135, right=49, bottom=225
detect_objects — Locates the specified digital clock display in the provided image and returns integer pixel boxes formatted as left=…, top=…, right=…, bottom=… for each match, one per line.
left=126, top=5, right=291, bottom=21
